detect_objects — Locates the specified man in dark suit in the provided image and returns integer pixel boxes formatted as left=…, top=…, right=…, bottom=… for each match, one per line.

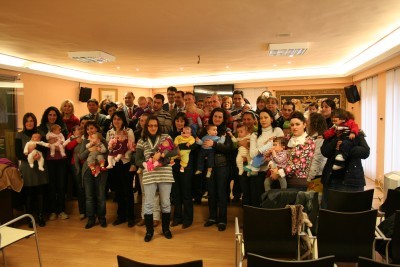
left=122, top=91, right=138, bottom=129
left=162, top=86, right=177, bottom=112
left=169, top=90, right=186, bottom=120
left=81, top=98, right=107, bottom=134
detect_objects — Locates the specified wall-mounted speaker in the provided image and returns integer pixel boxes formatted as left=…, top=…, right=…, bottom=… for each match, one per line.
left=79, top=87, right=92, bottom=102
left=344, top=85, right=360, bottom=103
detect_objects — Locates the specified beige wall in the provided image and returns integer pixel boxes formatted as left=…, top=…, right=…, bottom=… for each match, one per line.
left=2, top=54, right=400, bottom=181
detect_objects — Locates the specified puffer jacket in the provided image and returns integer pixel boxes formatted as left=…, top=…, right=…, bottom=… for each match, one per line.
left=321, top=133, right=370, bottom=187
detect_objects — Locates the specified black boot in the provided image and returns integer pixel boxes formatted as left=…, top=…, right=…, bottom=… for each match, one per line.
left=38, top=213, right=46, bottom=227
left=162, top=213, right=172, bottom=239
left=144, top=214, right=154, bottom=242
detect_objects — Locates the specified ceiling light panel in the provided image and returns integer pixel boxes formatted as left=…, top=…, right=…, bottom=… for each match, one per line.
left=68, top=51, right=115, bottom=63
left=268, top=42, right=309, bottom=56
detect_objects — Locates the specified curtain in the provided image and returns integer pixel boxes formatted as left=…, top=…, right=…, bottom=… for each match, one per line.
left=360, top=76, right=378, bottom=180
left=384, top=68, right=400, bottom=173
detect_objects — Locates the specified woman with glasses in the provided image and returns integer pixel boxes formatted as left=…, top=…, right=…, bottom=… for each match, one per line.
left=135, top=115, right=177, bottom=242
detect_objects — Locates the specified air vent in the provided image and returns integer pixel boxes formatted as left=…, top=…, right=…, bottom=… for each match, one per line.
left=68, top=51, right=115, bottom=63
left=268, top=42, right=308, bottom=56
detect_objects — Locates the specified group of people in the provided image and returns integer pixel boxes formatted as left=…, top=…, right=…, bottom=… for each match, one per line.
left=15, top=87, right=369, bottom=241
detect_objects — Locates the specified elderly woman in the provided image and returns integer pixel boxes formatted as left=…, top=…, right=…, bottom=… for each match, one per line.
left=135, top=115, right=177, bottom=242
left=60, top=99, right=80, bottom=133
left=270, top=111, right=316, bottom=190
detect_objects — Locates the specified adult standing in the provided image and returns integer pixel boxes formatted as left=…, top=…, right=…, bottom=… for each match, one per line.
left=306, top=113, right=328, bottom=200
left=15, top=113, right=48, bottom=227
left=106, top=110, right=135, bottom=227
left=249, top=108, right=284, bottom=207
left=134, top=113, right=161, bottom=227
left=170, top=112, right=194, bottom=229
left=277, top=101, right=295, bottom=135
left=37, top=106, right=69, bottom=220
left=320, top=99, right=337, bottom=128
left=81, top=98, right=107, bottom=134
left=237, top=111, right=258, bottom=206
left=320, top=126, right=369, bottom=208
left=201, top=107, right=233, bottom=231
left=152, top=94, right=173, bottom=134
left=122, top=91, right=138, bottom=126
left=270, top=111, right=316, bottom=190
left=60, top=99, right=80, bottom=133
left=184, top=92, right=204, bottom=117
left=135, top=116, right=176, bottom=242
left=79, top=121, right=108, bottom=228
left=163, top=86, right=177, bottom=112
left=169, top=90, right=185, bottom=120
left=99, top=98, right=110, bottom=115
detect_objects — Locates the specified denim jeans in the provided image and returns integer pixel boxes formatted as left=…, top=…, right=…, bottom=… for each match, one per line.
left=83, top=169, right=107, bottom=218
left=138, top=173, right=160, bottom=220
left=143, top=182, right=172, bottom=215
left=72, top=165, right=86, bottom=215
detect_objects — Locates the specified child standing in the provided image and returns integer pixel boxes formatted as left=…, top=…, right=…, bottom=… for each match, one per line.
left=24, top=132, right=49, bottom=171
left=264, top=137, right=288, bottom=190
left=46, top=124, right=66, bottom=157
left=195, top=124, right=226, bottom=178
left=174, top=126, right=195, bottom=172
left=323, top=108, right=359, bottom=170
left=228, top=124, right=251, bottom=175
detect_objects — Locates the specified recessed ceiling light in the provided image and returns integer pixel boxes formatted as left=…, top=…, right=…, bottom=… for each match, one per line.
left=288, top=61, right=292, bottom=64
left=225, top=66, right=230, bottom=69
left=268, top=42, right=308, bottom=56
left=116, top=66, right=120, bottom=69
left=273, top=64, right=277, bottom=67
left=136, top=68, right=140, bottom=71
left=179, top=67, right=184, bottom=70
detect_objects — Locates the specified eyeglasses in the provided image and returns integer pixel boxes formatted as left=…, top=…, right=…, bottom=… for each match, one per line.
left=148, top=124, right=158, bottom=128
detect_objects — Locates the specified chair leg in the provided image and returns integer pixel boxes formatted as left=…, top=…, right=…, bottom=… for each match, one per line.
left=2, top=248, right=7, bottom=267
left=34, top=234, right=42, bottom=267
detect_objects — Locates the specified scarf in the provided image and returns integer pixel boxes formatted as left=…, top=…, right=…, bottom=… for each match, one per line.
left=287, top=132, right=308, bottom=148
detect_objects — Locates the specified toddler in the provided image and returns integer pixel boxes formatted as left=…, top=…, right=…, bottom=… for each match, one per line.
left=245, top=138, right=273, bottom=176
left=185, top=103, right=202, bottom=136
left=106, top=129, right=133, bottom=169
left=46, top=124, right=66, bottom=157
left=143, top=137, right=175, bottom=172
left=174, top=126, right=195, bottom=172
left=86, top=132, right=107, bottom=176
left=228, top=124, right=251, bottom=175
left=264, top=137, right=288, bottom=190
left=131, top=96, right=151, bottom=121
left=24, top=132, right=49, bottom=171
left=323, top=108, right=359, bottom=170
left=195, top=124, right=226, bottom=178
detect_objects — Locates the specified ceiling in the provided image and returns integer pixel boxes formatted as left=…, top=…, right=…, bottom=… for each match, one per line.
left=1, top=0, right=400, bottom=88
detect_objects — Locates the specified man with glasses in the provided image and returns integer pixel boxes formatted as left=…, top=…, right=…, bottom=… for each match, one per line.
left=163, top=86, right=177, bottom=112
left=153, top=94, right=173, bottom=134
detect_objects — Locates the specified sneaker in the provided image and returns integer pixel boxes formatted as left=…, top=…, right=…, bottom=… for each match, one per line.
left=335, top=154, right=345, bottom=161
left=195, top=170, right=202, bottom=175
left=49, top=213, right=57, bottom=221
left=332, top=164, right=343, bottom=170
left=59, top=212, right=69, bottom=220
left=206, top=171, right=212, bottom=178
